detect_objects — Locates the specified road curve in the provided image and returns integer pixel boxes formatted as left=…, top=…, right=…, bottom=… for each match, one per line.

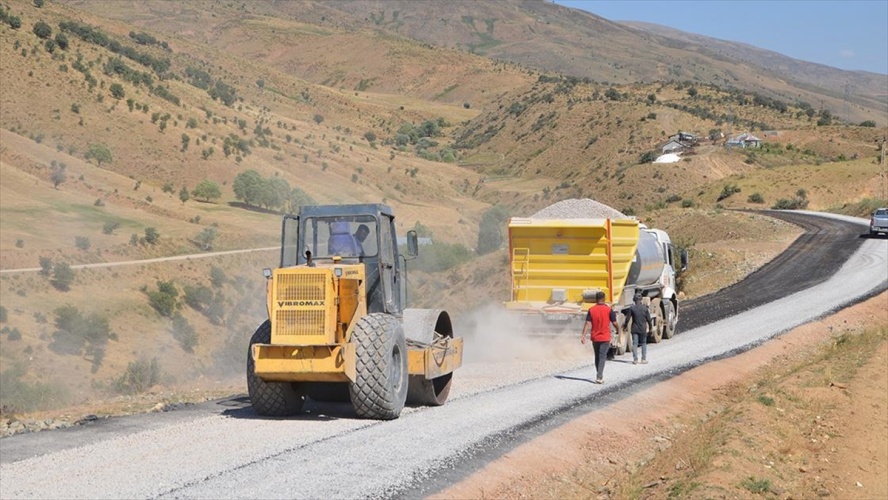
left=1, top=211, right=885, bottom=500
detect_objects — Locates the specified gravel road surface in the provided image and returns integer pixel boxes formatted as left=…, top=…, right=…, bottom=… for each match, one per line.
left=1, top=211, right=885, bottom=500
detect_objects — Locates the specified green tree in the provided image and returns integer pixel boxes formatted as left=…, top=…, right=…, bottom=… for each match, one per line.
left=232, top=169, right=264, bottom=206
left=179, top=186, right=190, bottom=204
left=476, top=205, right=509, bottom=255
left=32, top=20, right=51, bottom=39
left=51, top=262, right=75, bottom=291
left=263, top=176, right=291, bottom=210
left=687, top=87, right=698, bottom=97
left=85, top=144, right=113, bottom=165
left=313, top=114, right=324, bottom=125
left=181, top=133, right=190, bottom=151
left=192, top=179, right=221, bottom=202
left=109, top=83, right=125, bottom=100
left=33, top=0, right=45, bottom=7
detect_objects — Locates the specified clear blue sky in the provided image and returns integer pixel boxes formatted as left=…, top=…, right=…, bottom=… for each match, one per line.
left=554, top=1, right=888, bottom=74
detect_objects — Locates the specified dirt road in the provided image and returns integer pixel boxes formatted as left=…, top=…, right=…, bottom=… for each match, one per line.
left=0, top=211, right=885, bottom=499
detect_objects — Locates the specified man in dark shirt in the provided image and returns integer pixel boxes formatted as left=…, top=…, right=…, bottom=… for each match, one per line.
left=622, top=293, right=653, bottom=364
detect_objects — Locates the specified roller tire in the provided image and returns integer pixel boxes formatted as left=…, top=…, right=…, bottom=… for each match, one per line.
left=349, top=313, right=408, bottom=420
left=662, top=300, right=677, bottom=339
left=246, top=321, right=305, bottom=417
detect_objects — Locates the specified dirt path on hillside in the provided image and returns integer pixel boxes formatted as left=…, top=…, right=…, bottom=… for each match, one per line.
left=434, top=292, right=888, bottom=499
left=0, top=246, right=278, bottom=274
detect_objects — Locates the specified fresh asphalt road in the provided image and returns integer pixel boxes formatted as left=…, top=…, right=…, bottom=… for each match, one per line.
left=1, top=211, right=885, bottom=499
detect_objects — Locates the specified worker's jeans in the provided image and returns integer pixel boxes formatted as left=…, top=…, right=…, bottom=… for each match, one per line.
left=592, top=341, right=609, bottom=380
left=632, top=332, right=647, bottom=361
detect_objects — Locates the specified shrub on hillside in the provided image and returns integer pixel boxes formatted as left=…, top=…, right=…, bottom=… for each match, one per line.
left=113, top=357, right=164, bottom=395
left=716, top=183, right=741, bottom=202
left=0, top=305, right=7, bottom=323
left=85, top=143, right=112, bottom=165
left=39, top=256, right=53, bottom=276
left=194, top=227, right=217, bottom=251
left=49, top=305, right=114, bottom=364
left=75, top=236, right=90, bottom=251
left=102, top=221, right=120, bottom=234
left=413, top=242, right=473, bottom=273
left=171, top=314, right=197, bottom=352
left=32, top=20, right=51, bottom=39
left=148, top=281, right=178, bottom=317
left=0, top=363, right=70, bottom=413
left=748, top=193, right=765, bottom=204
left=144, top=227, right=159, bottom=244
left=476, top=205, right=510, bottom=255
left=51, top=262, right=74, bottom=291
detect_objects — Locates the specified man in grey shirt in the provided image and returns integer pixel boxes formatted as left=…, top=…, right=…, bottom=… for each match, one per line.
left=622, top=293, right=653, bottom=364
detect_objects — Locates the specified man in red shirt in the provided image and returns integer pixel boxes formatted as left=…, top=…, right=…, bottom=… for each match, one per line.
left=581, top=291, right=619, bottom=384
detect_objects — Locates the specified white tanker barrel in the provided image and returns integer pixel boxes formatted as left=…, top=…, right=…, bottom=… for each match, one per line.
left=626, top=229, right=665, bottom=287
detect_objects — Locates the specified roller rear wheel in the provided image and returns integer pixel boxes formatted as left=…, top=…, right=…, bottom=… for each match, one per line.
left=246, top=321, right=305, bottom=417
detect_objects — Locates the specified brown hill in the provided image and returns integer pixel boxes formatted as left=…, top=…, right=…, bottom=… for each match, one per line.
left=75, top=0, right=887, bottom=126
left=1, top=0, right=886, bottom=415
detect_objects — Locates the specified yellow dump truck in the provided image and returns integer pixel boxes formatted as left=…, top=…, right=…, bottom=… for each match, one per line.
left=505, top=217, right=687, bottom=352
left=247, top=203, right=462, bottom=420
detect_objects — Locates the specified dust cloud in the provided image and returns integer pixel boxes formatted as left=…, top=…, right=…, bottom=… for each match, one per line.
left=455, top=302, right=589, bottom=364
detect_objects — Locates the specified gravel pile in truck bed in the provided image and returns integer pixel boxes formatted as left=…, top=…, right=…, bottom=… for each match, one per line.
left=530, top=198, right=626, bottom=219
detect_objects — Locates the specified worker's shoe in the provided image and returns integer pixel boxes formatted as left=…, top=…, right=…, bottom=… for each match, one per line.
left=633, top=360, right=639, bottom=365
left=641, top=360, right=648, bottom=364
left=594, top=378, right=603, bottom=384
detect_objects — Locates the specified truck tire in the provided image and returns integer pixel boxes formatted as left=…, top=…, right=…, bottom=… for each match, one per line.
left=403, top=309, right=454, bottom=407
left=648, top=299, right=664, bottom=344
left=349, top=313, right=408, bottom=420
left=662, top=300, right=677, bottom=339
left=613, top=313, right=628, bottom=355
left=246, top=321, right=306, bottom=417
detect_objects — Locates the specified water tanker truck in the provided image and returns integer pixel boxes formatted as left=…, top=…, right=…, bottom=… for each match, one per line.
left=504, top=216, right=687, bottom=353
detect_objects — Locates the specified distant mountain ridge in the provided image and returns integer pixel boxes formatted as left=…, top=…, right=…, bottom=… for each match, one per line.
left=621, top=21, right=887, bottom=115
left=68, top=0, right=886, bottom=124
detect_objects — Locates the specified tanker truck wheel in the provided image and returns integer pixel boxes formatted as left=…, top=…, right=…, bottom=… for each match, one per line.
left=349, top=313, right=408, bottom=420
left=246, top=321, right=306, bottom=417
left=662, top=300, right=677, bottom=340
left=403, top=309, right=454, bottom=406
left=648, top=299, right=664, bottom=344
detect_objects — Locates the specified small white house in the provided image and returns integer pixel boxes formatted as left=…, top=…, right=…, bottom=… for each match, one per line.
left=726, top=132, right=762, bottom=149
left=661, top=139, right=691, bottom=154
